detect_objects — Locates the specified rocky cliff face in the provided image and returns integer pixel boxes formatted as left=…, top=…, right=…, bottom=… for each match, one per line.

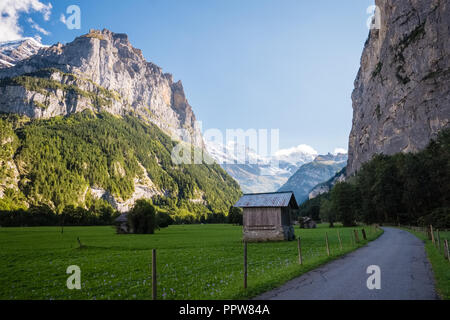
left=348, top=0, right=450, bottom=175
left=0, top=29, right=203, bottom=148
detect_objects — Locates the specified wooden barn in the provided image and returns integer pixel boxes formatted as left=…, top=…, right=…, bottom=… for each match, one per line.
left=234, top=191, right=298, bottom=242
left=115, top=213, right=129, bottom=234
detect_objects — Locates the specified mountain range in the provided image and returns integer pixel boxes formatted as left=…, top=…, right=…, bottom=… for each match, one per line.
left=205, top=140, right=318, bottom=193
left=0, top=30, right=240, bottom=214
left=0, top=31, right=349, bottom=214
left=205, top=137, right=348, bottom=203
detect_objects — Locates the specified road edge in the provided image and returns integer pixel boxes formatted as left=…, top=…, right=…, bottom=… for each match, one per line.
left=401, top=227, right=449, bottom=300
left=250, top=227, right=385, bottom=300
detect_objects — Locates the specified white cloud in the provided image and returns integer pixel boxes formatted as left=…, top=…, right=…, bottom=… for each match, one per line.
left=275, top=144, right=318, bottom=158
left=59, top=13, right=66, bottom=24
left=0, top=0, right=52, bottom=41
left=333, top=148, right=348, bottom=155
left=27, top=17, right=50, bottom=35
left=43, top=3, right=52, bottom=21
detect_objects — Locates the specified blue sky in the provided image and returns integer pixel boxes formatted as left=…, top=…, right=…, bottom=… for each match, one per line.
left=3, top=0, right=375, bottom=154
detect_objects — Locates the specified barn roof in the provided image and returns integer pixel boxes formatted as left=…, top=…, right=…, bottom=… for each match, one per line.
left=234, top=192, right=299, bottom=209
left=115, top=213, right=128, bottom=223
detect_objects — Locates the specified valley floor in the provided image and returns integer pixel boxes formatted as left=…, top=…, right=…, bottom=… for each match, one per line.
left=0, top=224, right=381, bottom=300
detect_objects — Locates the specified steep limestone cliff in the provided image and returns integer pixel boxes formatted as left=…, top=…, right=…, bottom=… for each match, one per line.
left=0, top=29, right=203, bottom=148
left=348, top=0, right=450, bottom=175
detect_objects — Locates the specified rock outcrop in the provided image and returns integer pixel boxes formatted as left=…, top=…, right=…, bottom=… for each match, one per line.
left=0, top=29, right=203, bottom=148
left=348, top=0, right=450, bottom=175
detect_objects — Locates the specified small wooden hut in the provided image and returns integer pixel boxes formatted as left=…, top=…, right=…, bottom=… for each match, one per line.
left=234, top=191, right=298, bottom=242
left=115, top=213, right=129, bottom=234
left=299, top=216, right=317, bottom=229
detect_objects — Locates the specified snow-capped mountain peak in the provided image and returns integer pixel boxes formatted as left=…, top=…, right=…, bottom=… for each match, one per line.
left=0, top=37, right=48, bottom=69
left=274, top=144, right=318, bottom=168
left=205, top=139, right=327, bottom=194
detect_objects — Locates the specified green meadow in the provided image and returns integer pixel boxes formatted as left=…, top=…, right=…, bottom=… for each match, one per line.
left=0, top=224, right=382, bottom=300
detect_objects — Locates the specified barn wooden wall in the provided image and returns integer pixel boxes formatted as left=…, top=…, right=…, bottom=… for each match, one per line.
left=243, top=207, right=281, bottom=229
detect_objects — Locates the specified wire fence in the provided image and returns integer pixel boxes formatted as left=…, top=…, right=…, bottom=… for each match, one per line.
left=148, top=225, right=382, bottom=300
left=400, top=224, right=450, bottom=262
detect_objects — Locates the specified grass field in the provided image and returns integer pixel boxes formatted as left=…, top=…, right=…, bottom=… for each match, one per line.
left=403, top=227, right=450, bottom=300
left=0, top=223, right=382, bottom=300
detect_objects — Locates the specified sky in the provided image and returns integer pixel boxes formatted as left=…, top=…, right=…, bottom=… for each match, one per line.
left=0, top=0, right=375, bottom=155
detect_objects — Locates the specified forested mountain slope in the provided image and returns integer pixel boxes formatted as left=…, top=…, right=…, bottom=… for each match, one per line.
left=0, top=111, right=240, bottom=215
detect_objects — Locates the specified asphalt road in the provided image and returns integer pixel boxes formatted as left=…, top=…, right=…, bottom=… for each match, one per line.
left=256, top=227, right=439, bottom=300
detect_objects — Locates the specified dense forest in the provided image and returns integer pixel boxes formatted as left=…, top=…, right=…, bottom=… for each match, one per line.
left=300, top=128, right=450, bottom=228
left=0, top=110, right=241, bottom=225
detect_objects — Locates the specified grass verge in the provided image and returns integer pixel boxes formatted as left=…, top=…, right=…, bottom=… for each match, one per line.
left=402, top=227, right=450, bottom=300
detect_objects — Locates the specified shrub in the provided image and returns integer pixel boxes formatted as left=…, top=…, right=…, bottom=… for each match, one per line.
left=228, top=206, right=243, bottom=225
left=156, top=211, right=174, bottom=228
left=127, top=199, right=157, bottom=234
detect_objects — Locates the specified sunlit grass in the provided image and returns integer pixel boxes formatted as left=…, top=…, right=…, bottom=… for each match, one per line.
left=0, top=223, right=382, bottom=300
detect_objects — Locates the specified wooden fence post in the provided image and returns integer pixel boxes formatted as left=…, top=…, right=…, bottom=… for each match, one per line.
left=362, top=229, right=367, bottom=240
left=337, top=230, right=342, bottom=251
left=350, top=231, right=354, bottom=246
left=430, top=225, right=435, bottom=244
left=437, top=230, right=441, bottom=253
left=152, top=249, right=157, bottom=300
left=298, top=237, right=303, bottom=265
left=444, top=240, right=448, bottom=259
left=325, top=232, right=330, bottom=256
left=444, top=240, right=450, bottom=262
left=354, top=230, right=360, bottom=243
left=244, top=241, right=248, bottom=289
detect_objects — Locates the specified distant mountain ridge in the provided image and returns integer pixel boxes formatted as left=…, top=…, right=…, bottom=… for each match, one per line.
left=308, top=167, right=346, bottom=200
left=278, top=153, right=347, bottom=203
left=206, top=141, right=318, bottom=193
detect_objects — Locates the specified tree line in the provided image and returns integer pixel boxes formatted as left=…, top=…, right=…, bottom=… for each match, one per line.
left=300, top=128, right=450, bottom=228
left=0, top=198, right=243, bottom=228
